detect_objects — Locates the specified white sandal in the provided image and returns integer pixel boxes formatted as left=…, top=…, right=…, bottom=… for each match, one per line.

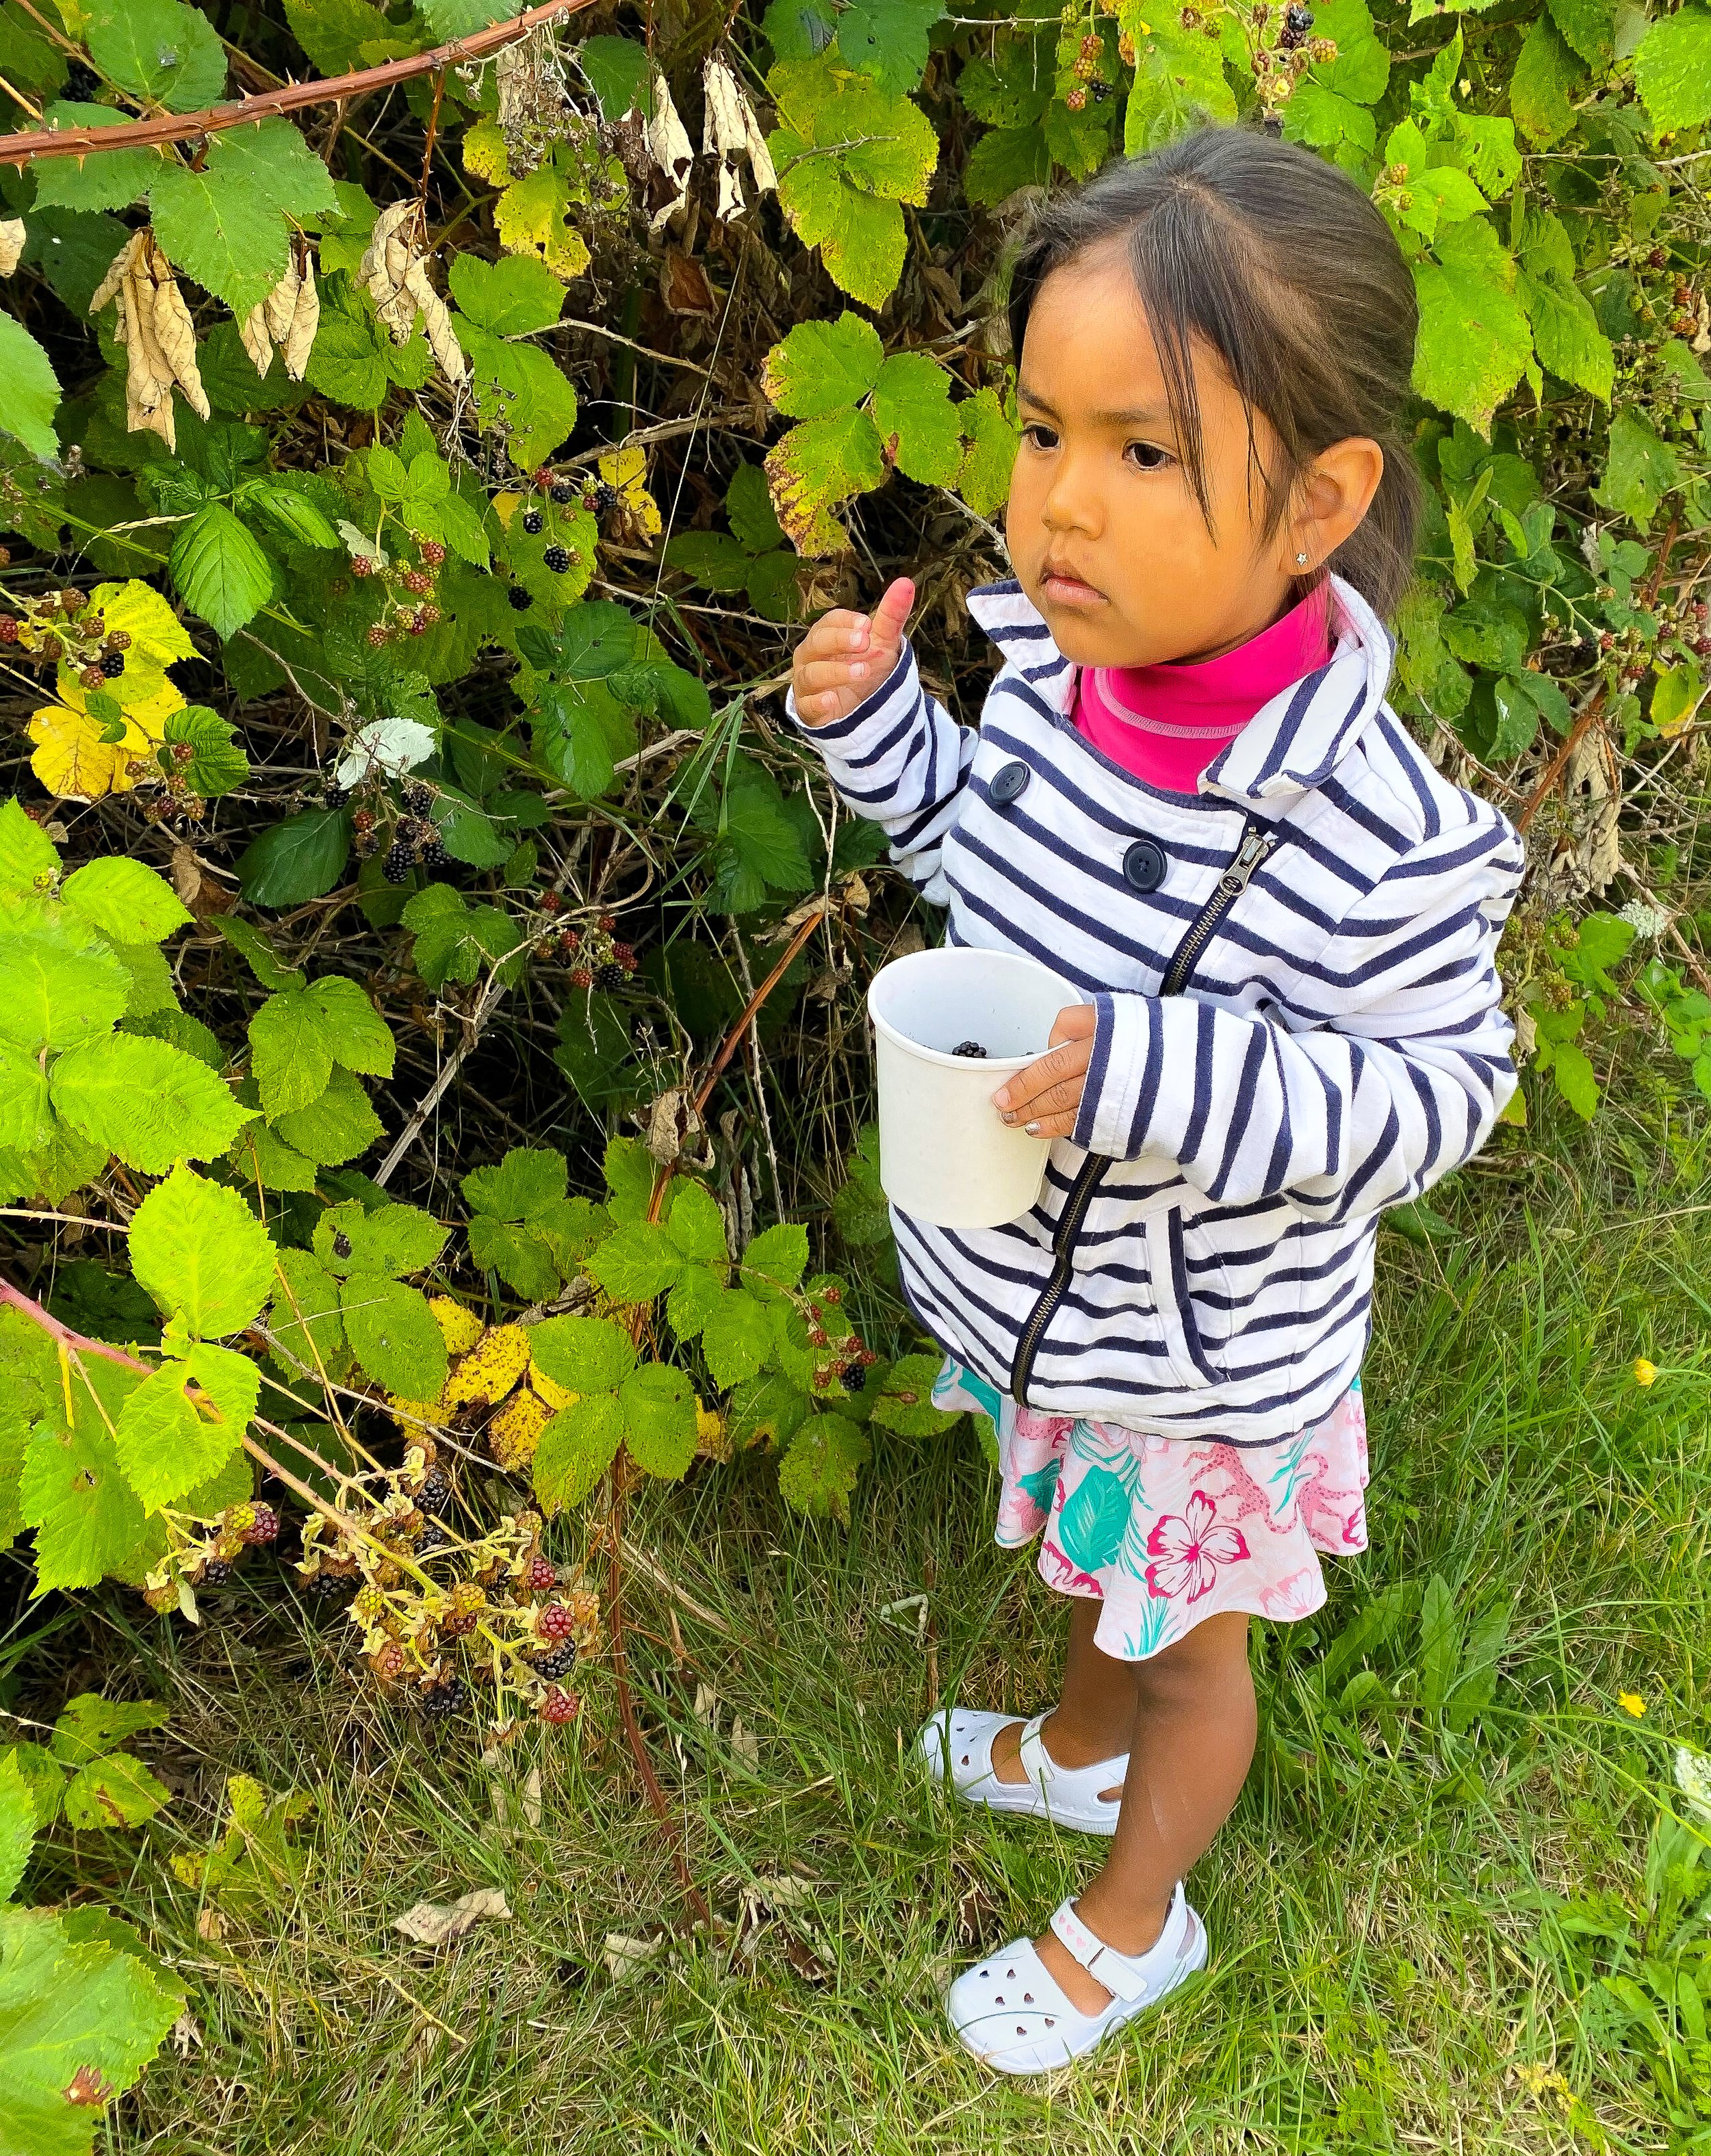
left=945, top=1884, right=1207, bottom=2075
left=916, top=1707, right=1127, bottom=1835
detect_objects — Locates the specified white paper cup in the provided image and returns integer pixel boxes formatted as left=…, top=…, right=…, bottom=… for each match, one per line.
left=867, top=946, right=1074, bottom=1229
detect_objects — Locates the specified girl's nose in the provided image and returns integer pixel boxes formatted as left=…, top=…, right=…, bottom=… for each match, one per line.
left=1040, top=454, right=1103, bottom=537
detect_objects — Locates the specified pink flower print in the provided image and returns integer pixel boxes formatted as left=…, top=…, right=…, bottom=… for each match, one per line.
left=1039, top=1539, right=1105, bottom=1597
left=1144, top=1490, right=1250, bottom=1602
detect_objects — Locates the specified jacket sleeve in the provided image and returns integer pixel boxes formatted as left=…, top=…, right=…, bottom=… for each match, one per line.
left=1070, top=808, right=1525, bottom=1221
left=788, top=639, right=975, bottom=907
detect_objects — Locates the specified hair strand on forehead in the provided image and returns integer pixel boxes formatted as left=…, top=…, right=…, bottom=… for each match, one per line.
left=1005, top=126, right=1422, bottom=620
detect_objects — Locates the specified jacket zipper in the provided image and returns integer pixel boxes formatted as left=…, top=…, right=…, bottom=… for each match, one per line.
left=1007, top=814, right=1282, bottom=1405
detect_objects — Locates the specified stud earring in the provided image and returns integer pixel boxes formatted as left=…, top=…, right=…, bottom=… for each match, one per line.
left=1294, top=551, right=1310, bottom=567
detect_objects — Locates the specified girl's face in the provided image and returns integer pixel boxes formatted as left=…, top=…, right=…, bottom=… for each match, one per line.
left=1005, top=242, right=1376, bottom=668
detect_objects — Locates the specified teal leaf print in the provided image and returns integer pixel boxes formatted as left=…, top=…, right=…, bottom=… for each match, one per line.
left=1056, top=1465, right=1131, bottom=1574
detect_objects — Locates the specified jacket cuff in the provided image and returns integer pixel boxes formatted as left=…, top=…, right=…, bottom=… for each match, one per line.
left=786, top=637, right=918, bottom=746
left=1071, top=992, right=1157, bottom=1158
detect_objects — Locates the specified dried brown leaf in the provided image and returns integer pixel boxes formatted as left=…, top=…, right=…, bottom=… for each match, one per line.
left=391, top=1886, right=513, bottom=1945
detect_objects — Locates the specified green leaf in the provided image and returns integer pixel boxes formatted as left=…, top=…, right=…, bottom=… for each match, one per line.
left=869, top=1350, right=959, bottom=1435
left=834, top=0, right=945, bottom=90
left=1594, top=408, right=1681, bottom=529
left=762, top=311, right=884, bottom=419
left=763, top=410, right=885, bottom=553
left=448, top=252, right=566, bottom=335
left=114, top=1345, right=255, bottom=1511
left=0, top=314, right=60, bottom=462
left=1411, top=217, right=1533, bottom=434
left=416, top=0, right=509, bottom=34
left=0, top=1901, right=185, bottom=2108
left=602, top=1134, right=656, bottom=1223
left=0, top=1044, right=55, bottom=1157
left=0, top=1753, right=34, bottom=1902
left=665, top=1261, right=724, bottom=1340
left=463, top=1146, right=567, bottom=1222
left=618, top=1362, right=698, bottom=1479
left=740, top=1223, right=809, bottom=1301
left=663, top=1181, right=728, bottom=1267
left=214, top=914, right=303, bottom=995
left=267, top=1063, right=378, bottom=1165
left=21, top=1376, right=152, bottom=1595
left=248, top=989, right=333, bottom=1116
left=268, top=1248, right=346, bottom=1373
left=728, top=1372, right=810, bottom=1450
left=461, top=326, right=578, bottom=472
left=168, top=502, right=275, bottom=641
left=0, top=800, right=61, bottom=900
left=60, top=858, right=190, bottom=947
left=532, top=1392, right=623, bottom=1511
left=129, top=1165, right=276, bottom=1338
left=576, top=31, right=654, bottom=117
left=31, top=104, right=172, bottom=213
left=767, top=60, right=938, bottom=309
left=664, top=531, right=751, bottom=593
left=1635, top=4, right=1711, bottom=132
left=237, top=809, right=352, bottom=907
left=1510, top=14, right=1584, bottom=146
left=1547, top=0, right=1613, bottom=66
left=306, top=976, right=393, bottom=1076
left=1518, top=211, right=1613, bottom=402
left=586, top=1221, right=682, bottom=1304
left=777, top=1411, right=869, bottom=1520
left=871, top=352, right=964, bottom=485
left=49, top=1696, right=169, bottom=1767
left=528, top=1312, right=636, bottom=1394
left=701, top=1287, right=774, bottom=1388
left=0, top=932, right=127, bottom=1056
left=1122, top=15, right=1235, bottom=151
left=51, top=1034, right=250, bottom=1175
left=86, top=0, right=226, bottom=110
left=62, top=1749, right=171, bottom=1832
left=313, top=1200, right=445, bottom=1278
left=340, top=1274, right=447, bottom=1397
left=1549, top=1038, right=1600, bottom=1119
left=726, top=463, right=786, bottom=554
left=957, top=387, right=1018, bottom=518
left=467, top=1217, right=558, bottom=1299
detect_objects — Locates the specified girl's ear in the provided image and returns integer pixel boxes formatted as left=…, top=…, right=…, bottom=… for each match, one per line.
left=1283, top=439, right=1385, bottom=578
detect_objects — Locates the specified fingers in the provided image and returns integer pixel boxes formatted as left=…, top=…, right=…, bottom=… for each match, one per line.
left=1047, top=1002, right=1097, bottom=1050
left=993, top=1034, right=1093, bottom=1129
left=792, top=587, right=915, bottom=726
left=872, top=576, right=916, bottom=645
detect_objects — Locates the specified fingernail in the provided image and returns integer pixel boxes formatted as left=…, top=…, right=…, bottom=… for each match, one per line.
left=852, top=615, right=870, bottom=632
left=850, top=661, right=867, bottom=678
left=993, top=1088, right=1011, bottom=1108
left=1025, top=1121, right=1042, bottom=1136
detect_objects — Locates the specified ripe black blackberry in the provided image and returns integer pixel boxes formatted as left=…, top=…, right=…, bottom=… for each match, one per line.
left=542, top=545, right=571, bottom=575
left=522, top=508, right=544, bottom=535
left=584, top=481, right=620, bottom=519
left=507, top=584, right=533, bottom=610
left=417, top=1468, right=452, bottom=1514
left=383, top=839, right=415, bottom=884
left=593, top=961, right=628, bottom=992
left=838, top=1359, right=866, bottom=1394
left=952, top=1040, right=988, bottom=1058
left=420, top=1676, right=466, bottom=1717
left=1278, top=1, right=1312, bottom=40
left=550, top=480, right=576, bottom=505
left=307, top=1568, right=355, bottom=1598
left=199, top=1559, right=232, bottom=1587
left=420, top=835, right=448, bottom=868
left=333, top=1230, right=352, bottom=1260
left=65, top=60, right=101, bottom=99
left=402, top=779, right=432, bottom=814
left=324, top=781, right=350, bottom=809
left=101, top=648, right=125, bottom=677
left=415, top=1522, right=451, bottom=1555
left=532, top=1640, right=578, bottom=1680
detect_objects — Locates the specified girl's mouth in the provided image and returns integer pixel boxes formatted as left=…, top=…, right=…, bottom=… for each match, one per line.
left=1040, top=567, right=1106, bottom=608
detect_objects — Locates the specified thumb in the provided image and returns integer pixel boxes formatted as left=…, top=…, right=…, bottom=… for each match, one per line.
left=871, top=576, right=915, bottom=654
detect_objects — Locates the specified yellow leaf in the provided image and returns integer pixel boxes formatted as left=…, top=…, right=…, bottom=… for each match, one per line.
left=597, top=446, right=661, bottom=538
left=463, top=116, right=512, bottom=185
left=95, top=580, right=196, bottom=668
left=28, top=672, right=183, bottom=800
left=494, top=163, right=593, bottom=283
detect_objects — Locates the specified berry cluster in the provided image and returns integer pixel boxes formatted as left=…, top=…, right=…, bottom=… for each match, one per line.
left=556, top=907, right=639, bottom=992
left=140, top=1501, right=281, bottom=1613
left=350, top=538, right=446, bottom=645
left=1245, top=0, right=1335, bottom=107
left=802, top=1280, right=879, bottom=1399
left=0, top=586, right=134, bottom=685
left=342, top=770, right=447, bottom=883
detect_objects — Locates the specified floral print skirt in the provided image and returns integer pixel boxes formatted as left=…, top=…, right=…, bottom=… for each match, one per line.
left=932, top=1364, right=1369, bottom=1663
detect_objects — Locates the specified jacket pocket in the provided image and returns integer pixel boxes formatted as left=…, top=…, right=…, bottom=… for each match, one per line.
left=1144, top=1208, right=1224, bottom=1391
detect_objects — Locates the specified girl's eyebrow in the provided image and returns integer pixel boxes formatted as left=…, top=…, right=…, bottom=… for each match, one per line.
left=1016, top=382, right=1171, bottom=430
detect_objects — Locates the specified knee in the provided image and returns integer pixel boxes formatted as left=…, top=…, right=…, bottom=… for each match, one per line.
left=1133, top=1613, right=1251, bottom=1711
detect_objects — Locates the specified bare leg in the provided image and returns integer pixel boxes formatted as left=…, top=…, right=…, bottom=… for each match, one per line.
left=989, top=1597, right=1137, bottom=1801
left=1033, top=1610, right=1257, bottom=2012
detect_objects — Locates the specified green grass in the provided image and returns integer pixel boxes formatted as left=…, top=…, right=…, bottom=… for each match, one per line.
left=34, top=1094, right=1711, bottom=2155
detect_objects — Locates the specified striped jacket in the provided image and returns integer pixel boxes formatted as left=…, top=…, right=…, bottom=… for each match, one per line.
left=793, top=575, right=1524, bottom=1444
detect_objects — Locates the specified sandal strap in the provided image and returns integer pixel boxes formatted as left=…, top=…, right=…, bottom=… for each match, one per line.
left=1015, top=1713, right=1053, bottom=1789
left=1049, top=1888, right=1183, bottom=2003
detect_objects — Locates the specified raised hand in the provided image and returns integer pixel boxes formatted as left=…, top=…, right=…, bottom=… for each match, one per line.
left=790, top=576, right=916, bottom=728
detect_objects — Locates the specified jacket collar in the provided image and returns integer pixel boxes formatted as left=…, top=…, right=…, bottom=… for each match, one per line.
left=965, top=574, right=1395, bottom=810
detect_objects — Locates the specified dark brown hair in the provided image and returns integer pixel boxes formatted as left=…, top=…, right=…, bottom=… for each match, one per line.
left=1006, top=126, right=1421, bottom=618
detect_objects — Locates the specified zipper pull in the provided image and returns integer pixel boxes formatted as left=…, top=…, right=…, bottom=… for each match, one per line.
left=1216, top=825, right=1272, bottom=896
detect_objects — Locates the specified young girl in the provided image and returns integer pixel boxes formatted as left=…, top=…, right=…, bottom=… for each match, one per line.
left=790, top=127, right=1523, bottom=2075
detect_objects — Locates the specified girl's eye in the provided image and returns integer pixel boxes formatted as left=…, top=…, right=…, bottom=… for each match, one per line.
left=1021, top=423, right=1058, bottom=451
left=1126, top=441, right=1172, bottom=472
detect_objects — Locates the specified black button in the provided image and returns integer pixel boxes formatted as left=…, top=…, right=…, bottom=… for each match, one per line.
left=1122, top=838, right=1168, bottom=893
left=989, top=759, right=1030, bottom=804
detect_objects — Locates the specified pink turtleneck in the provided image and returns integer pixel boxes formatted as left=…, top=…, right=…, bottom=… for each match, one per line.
left=1073, top=584, right=1334, bottom=793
